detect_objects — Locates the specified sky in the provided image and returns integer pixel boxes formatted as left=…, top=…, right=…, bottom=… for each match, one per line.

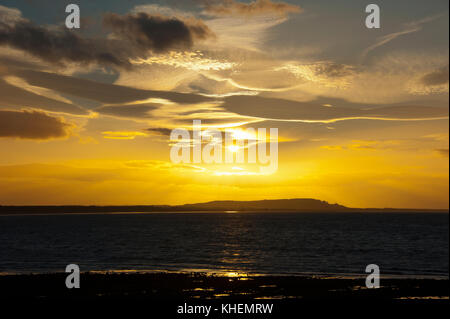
left=0, top=0, right=448, bottom=208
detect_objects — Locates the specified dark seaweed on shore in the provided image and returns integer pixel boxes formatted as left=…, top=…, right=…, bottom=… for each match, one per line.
left=0, top=272, right=448, bottom=302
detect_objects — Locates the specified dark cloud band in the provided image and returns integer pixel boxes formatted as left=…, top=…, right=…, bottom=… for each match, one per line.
left=0, top=7, right=214, bottom=68
left=0, top=19, right=129, bottom=68
left=103, top=12, right=214, bottom=53
left=0, top=110, right=72, bottom=139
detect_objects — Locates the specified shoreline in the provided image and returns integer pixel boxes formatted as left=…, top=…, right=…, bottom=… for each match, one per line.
left=1, top=269, right=448, bottom=280
left=0, top=210, right=448, bottom=217
left=1, top=271, right=448, bottom=301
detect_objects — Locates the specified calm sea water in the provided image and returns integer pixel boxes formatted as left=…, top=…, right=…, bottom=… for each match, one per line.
left=0, top=212, right=448, bottom=277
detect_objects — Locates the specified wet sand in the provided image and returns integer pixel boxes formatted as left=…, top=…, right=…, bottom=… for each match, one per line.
left=0, top=272, right=448, bottom=302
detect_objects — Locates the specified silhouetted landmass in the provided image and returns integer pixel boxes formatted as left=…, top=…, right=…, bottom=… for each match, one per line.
left=178, top=199, right=348, bottom=211
left=0, top=198, right=448, bottom=214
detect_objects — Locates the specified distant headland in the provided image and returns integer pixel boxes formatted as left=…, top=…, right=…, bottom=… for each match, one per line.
left=0, top=199, right=448, bottom=214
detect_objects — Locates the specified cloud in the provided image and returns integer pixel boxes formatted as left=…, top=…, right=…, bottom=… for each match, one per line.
left=130, top=51, right=235, bottom=71
left=0, top=52, right=48, bottom=71
left=6, top=62, right=447, bottom=126
left=421, top=66, right=449, bottom=86
left=103, top=12, right=214, bottom=53
left=13, top=69, right=213, bottom=105
left=175, top=73, right=251, bottom=96
left=321, top=140, right=402, bottom=151
left=102, top=131, right=148, bottom=140
left=132, top=4, right=195, bottom=19
left=0, top=109, right=72, bottom=139
left=361, top=15, right=442, bottom=61
left=435, top=149, right=449, bottom=157
left=0, top=6, right=214, bottom=69
left=145, top=127, right=173, bottom=136
left=423, top=133, right=449, bottom=141
left=202, top=0, right=302, bottom=17
left=221, top=95, right=449, bottom=122
left=0, top=12, right=129, bottom=68
left=275, top=62, right=356, bottom=88
left=0, top=5, right=22, bottom=25
left=0, top=77, right=88, bottom=115
left=96, top=104, right=158, bottom=119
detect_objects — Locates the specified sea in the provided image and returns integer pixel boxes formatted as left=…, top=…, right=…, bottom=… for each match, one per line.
left=0, top=212, right=448, bottom=277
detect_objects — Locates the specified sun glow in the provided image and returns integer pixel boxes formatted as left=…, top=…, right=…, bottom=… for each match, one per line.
left=226, top=128, right=259, bottom=141
left=227, top=145, right=241, bottom=153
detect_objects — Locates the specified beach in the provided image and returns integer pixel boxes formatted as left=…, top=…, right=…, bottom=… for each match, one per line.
left=1, top=272, right=448, bottom=302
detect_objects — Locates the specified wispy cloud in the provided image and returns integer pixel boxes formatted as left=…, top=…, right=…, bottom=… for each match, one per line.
left=201, top=0, right=302, bottom=17
left=361, top=15, right=443, bottom=61
left=102, top=131, right=148, bottom=140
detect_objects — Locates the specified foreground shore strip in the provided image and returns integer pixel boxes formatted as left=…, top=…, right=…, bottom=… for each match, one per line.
left=0, top=272, right=448, bottom=301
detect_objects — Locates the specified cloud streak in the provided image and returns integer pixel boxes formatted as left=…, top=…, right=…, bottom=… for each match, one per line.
left=221, top=95, right=449, bottom=123
left=202, top=0, right=302, bottom=17
left=361, top=15, right=442, bottom=61
left=0, top=77, right=88, bottom=115
left=13, top=69, right=213, bottom=106
left=0, top=110, right=72, bottom=139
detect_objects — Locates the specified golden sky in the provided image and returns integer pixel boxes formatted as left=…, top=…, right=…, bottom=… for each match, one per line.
left=0, top=1, right=448, bottom=208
